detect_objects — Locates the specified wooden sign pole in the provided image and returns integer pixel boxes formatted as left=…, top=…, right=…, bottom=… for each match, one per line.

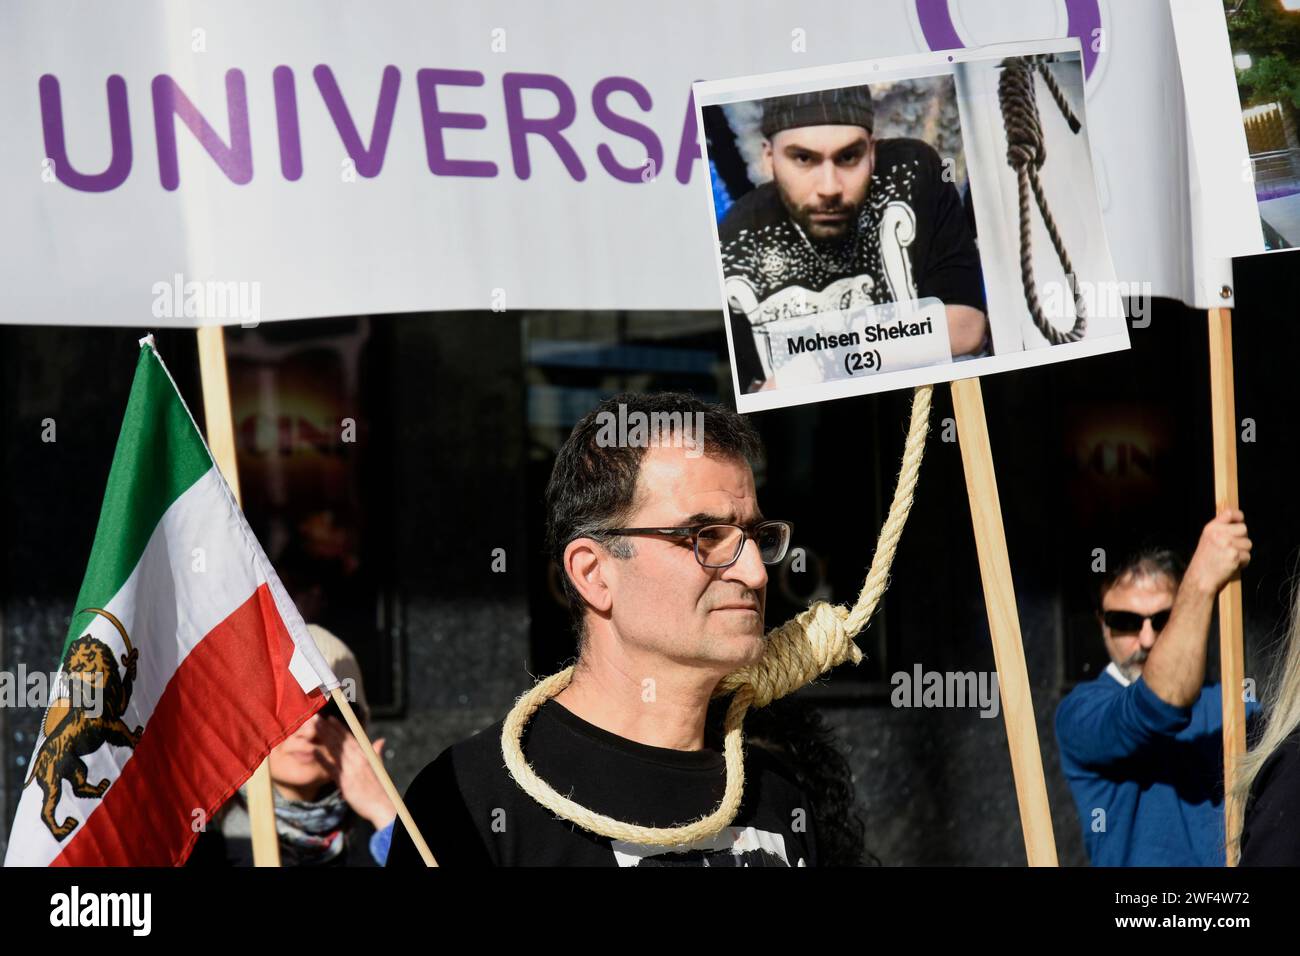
left=951, top=377, right=1059, bottom=866
left=1208, top=307, right=1246, bottom=866
left=195, top=326, right=281, bottom=867
left=331, top=689, right=437, bottom=866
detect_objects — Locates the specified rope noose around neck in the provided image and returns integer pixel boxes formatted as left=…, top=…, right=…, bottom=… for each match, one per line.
left=500, top=384, right=933, bottom=847
left=998, top=55, right=1087, bottom=345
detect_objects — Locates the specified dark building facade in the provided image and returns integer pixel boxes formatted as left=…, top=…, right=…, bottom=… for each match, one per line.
left=2, top=252, right=1294, bottom=864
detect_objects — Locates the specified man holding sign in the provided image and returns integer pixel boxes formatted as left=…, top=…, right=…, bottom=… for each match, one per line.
left=1055, top=511, right=1258, bottom=866
left=718, top=87, right=989, bottom=392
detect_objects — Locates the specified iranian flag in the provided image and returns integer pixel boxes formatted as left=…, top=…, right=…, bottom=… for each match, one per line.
left=3, top=338, right=338, bottom=866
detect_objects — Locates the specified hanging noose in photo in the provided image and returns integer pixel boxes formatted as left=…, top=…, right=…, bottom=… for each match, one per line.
left=998, top=55, right=1088, bottom=345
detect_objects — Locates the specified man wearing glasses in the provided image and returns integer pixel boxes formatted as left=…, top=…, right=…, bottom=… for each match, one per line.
left=1055, top=510, right=1258, bottom=866
left=388, top=392, right=815, bottom=866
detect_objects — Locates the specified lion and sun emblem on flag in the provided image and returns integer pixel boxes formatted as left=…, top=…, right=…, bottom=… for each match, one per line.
left=23, top=607, right=143, bottom=840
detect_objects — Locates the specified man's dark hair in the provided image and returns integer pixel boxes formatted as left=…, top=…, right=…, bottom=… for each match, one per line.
left=1098, top=546, right=1187, bottom=610
left=545, top=391, right=765, bottom=643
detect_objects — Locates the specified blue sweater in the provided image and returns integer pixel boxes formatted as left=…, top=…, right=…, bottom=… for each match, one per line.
left=1055, top=668, right=1259, bottom=867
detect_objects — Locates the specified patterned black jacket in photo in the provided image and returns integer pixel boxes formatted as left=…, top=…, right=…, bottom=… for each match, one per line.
left=718, top=137, right=985, bottom=392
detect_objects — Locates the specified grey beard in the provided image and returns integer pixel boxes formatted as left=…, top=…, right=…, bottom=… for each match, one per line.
left=1117, top=647, right=1149, bottom=681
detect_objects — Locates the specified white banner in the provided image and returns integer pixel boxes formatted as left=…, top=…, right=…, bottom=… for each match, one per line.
left=0, top=0, right=1230, bottom=327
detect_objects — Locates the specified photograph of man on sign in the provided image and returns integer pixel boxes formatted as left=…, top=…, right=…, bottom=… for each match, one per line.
left=713, top=83, right=990, bottom=394
left=697, top=41, right=1130, bottom=414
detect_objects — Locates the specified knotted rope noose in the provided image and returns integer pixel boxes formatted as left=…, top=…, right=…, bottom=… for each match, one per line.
left=998, top=56, right=1087, bottom=345
left=501, top=384, right=933, bottom=846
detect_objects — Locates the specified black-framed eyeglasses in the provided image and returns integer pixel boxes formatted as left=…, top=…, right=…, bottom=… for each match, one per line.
left=595, top=520, right=794, bottom=569
left=1101, top=609, right=1171, bottom=634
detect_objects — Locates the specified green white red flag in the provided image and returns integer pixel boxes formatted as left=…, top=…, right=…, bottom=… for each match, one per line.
left=4, top=338, right=338, bottom=866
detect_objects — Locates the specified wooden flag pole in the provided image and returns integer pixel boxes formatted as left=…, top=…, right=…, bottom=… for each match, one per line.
left=195, top=325, right=281, bottom=868
left=951, top=377, right=1059, bottom=866
left=1208, top=307, right=1246, bottom=867
left=330, top=688, right=438, bottom=866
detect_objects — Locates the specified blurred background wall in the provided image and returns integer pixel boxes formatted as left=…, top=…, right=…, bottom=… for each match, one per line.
left=3, top=251, right=1295, bottom=864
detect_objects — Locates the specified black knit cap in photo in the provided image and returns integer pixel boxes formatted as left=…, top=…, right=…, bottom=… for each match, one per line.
left=760, top=86, right=874, bottom=138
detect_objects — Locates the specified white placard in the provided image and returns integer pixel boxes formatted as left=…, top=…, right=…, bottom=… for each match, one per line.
left=696, top=39, right=1130, bottom=411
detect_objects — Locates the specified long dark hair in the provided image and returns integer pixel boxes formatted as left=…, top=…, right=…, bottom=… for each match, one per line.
left=722, top=695, right=874, bottom=866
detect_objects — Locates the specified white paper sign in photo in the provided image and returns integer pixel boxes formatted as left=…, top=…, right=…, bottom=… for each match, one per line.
left=759, top=298, right=951, bottom=390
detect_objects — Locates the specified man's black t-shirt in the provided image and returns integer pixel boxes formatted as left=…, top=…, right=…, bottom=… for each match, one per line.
left=386, top=699, right=818, bottom=867
left=719, top=137, right=985, bottom=390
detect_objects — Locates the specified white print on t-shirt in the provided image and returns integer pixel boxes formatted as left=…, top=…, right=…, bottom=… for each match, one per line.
left=726, top=273, right=879, bottom=329
left=878, top=200, right=918, bottom=304
left=610, top=826, right=805, bottom=867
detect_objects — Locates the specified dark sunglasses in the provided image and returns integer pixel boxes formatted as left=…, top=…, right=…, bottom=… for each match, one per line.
left=1102, top=609, right=1171, bottom=634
